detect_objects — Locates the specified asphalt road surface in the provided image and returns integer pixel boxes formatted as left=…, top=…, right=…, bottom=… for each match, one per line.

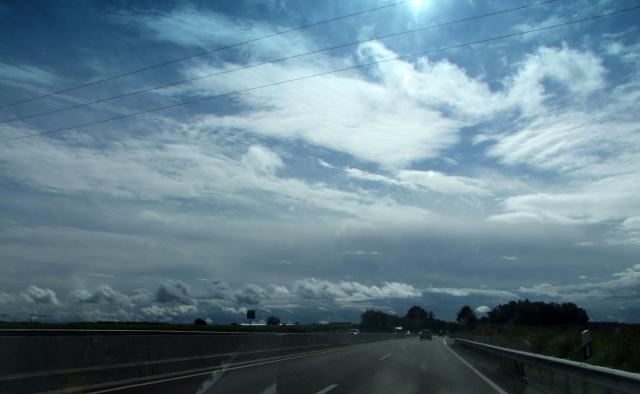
left=84, top=337, right=506, bottom=394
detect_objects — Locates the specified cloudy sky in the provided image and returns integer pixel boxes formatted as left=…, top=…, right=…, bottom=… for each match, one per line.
left=1, top=0, right=639, bottom=324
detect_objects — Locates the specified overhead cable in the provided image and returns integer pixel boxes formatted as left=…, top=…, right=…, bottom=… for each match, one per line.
left=0, top=0, right=560, bottom=125
left=0, top=0, right=412, bottom=109
left=2, top=5, right=638, bottom=143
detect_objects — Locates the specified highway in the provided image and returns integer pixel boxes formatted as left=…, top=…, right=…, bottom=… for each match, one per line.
left=83, top=337, right=506, bottom=394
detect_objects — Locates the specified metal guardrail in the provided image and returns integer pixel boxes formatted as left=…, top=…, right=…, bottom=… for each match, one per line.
left=454, top=338, right=640, bottom=394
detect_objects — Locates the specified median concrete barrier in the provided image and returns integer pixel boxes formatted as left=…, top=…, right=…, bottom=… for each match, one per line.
left=0, top=330, right=393, bottom=393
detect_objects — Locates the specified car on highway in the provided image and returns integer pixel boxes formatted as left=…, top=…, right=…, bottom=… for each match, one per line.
left=419, top=330, right=432, bottom=341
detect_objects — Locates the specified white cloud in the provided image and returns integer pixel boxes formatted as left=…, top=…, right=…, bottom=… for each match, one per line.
left=481, top=46, right=640, bottom=232
left=241, top=145, right=284, bottom=175
left=519, top=264, right=640, bottom=302
left=484, top=111, right=640, bottom=173
left=3, top=5, right=640, bottom=324
left=396, top=170, right=491, bottom=196
left=357, top=41, right=510, bottom=122
left=142, top=304, right=198, bottom=321
left=0, top=292, right=15, bottom=304
left=20, top=285, right=59, bottom=305
left=318, top=159, right=338, bottom=169
left=622, top=217, right=640, bottom=230
left=343, top=167, right=522, bottom=199
left=340, top=250, right=381, bottom=256
left=171, top=38, right=513, bottom=168
left=222, top=306, right=248, bottom=314
left=0, top=62, right=61, bottom=87
left=119, top=5, right=312, bottom=58
left=344, top=168, right=405, bottom=186
left=317, top=159, right=337, bottom=169
left=292, top=279, right=421, bottom=302
left=1, top=278, right=426, bottom=321
left=488, top=178, right=640, bottom=225
left=474, top=305, right=490, bottom=317
left=198, top=68, right=462, bottom=168
left=506, top=45, right=605, bottom=115
left=203, top=278, right=420, bottom=306
left=71, top=284, right=132, bottom=306
left=0, top=135, right=439, bottom=230
left=423, top=286, right=518, bottom=299
left=604, top=40, right=640, bottom=64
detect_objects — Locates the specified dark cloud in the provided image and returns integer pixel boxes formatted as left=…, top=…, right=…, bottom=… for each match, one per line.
left=154, top=281, right=195, bottom=305
left=71, top=284, right=132, bottom=306
left=20, top=285, right=59, bottom=305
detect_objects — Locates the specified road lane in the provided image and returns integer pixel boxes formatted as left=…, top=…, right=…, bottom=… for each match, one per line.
left=97, top=336, right=506, bottom=394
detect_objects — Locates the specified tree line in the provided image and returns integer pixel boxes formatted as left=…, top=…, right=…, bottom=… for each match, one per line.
left=360, top=299, right=589, bottom=332
left=456, top=299, right=589, bottom=327
left=360, top=306, right=459, bottom=332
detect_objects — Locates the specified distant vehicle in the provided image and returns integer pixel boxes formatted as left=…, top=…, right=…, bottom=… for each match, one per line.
left=405, top=330, right=411, bottom=335
left=420, top=330, right=432, bottom=341
left=348, top=329, right=360, bottom=335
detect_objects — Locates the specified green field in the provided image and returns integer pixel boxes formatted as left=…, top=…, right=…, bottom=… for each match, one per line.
left=462, top=323, right=640, bottom=373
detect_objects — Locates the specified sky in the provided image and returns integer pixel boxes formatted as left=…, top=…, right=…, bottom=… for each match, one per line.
left=1, top=0, right=640, bottom=324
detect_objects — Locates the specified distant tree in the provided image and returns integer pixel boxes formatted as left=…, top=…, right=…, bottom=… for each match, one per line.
left=406, top=306, right=428, bottom=319
left=456, top=305, right=477, bottom=328
left=487, top=300, right=589, bottom=326
left=404, top=306, right=429, bottom=332
left=360, top=310, right=400, bottom=331
left=194, top=318, right=207, bottom=326
left=266, top=316, right=281, bottom=325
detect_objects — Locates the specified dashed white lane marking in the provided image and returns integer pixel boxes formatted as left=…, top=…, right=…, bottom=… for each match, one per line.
left=442, top=338, right=508, bottom=394
left=81, top=348, right=342, bottom=394
left=261, top=381, right=277, bottom=394
left=379, top=353, right=391, bottom=361
left=195, top=352, right=239, bottom=394
left=314, top=384, right=338, bottom=394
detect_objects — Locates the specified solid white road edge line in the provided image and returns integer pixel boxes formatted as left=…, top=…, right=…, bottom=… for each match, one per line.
left=442, top=337, right=508, bottom=394
left=314, top=383, right=338, bottom=394
left=379, top=353, right=391, bottom=360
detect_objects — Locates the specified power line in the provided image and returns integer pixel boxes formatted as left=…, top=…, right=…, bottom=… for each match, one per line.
left=2, top=5, right=639, bottom=143
left=0, top=0, right=412, bottom=110
left=0, top=0, right=560, bottom=125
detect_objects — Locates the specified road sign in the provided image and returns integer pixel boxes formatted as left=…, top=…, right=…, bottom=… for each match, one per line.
left=247, top=309, right=255, bottom=320
left=581, top=329, right=593, bottom=360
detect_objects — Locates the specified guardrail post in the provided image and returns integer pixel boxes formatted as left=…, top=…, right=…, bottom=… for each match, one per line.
left=517, top=361, right=525, bottom=379
left=563, top=374, right=571, bottom=394
left=455, top=338, right=640, bottom=393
